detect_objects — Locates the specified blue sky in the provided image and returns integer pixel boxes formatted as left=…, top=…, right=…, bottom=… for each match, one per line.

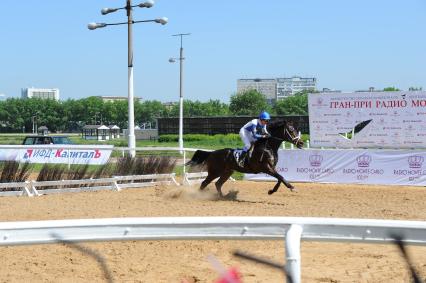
left=0, top=0, right=425, bottom=103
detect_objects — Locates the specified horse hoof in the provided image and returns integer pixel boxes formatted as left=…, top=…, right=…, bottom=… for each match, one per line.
left=268, top=190, right=274, bottom=195
left=289, top=186, right=297, bottom=192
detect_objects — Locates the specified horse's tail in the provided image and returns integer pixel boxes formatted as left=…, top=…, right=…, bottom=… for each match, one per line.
left=185, top=150, right=211, bottom=166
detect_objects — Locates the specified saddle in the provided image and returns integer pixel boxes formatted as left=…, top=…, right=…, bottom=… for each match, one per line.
left=233, top=145, right=254, bottom=167
left=233, top=149, right=244, bottom=162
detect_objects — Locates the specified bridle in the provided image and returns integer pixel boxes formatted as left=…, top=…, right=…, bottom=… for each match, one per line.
left=265, top=125, right=301, bottom=145
left=285, top=127, right=301, bottom=145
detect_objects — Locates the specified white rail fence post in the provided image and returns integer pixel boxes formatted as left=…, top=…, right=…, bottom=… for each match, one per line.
left=285, top=224, right=303, bottom=283
left=0, top=216, right=425, bottom=282
left=183, top=150, right=186, bottom=176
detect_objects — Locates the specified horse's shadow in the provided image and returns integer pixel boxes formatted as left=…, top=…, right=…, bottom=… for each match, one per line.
left=211, top=189, right=290, bottom=207
left=212, top=190, right=239, bottom=201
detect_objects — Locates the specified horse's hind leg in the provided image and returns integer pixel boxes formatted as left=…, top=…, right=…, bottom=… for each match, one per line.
left=215, top=170, right=234, bottom=197
left=200, top=172, right=219, bottom=191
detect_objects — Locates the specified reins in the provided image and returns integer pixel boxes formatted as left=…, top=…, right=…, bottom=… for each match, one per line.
left=285, top=128, right=301, bottom=144
left=265, top=128, right=300, bottom=143
left=268, top=136, right=285, bottom=142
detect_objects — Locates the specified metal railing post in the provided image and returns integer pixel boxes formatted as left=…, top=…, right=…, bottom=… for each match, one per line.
left=182, top=150, right=186, bottom=180
left=285, top=224, right=303, bottom=283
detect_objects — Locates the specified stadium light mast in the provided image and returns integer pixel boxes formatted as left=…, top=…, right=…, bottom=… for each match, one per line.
left=169, top=33, right=190, bottom=152
left=88, top=0, right=168, bottom=157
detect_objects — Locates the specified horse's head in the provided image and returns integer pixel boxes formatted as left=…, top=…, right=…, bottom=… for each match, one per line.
left=267, top=120, right=304, bottom=149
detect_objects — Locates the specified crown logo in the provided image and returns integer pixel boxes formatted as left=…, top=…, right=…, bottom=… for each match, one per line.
left=356, top=154, right=371, bottom=167
left=309, top=154, right=323, bottom=167
left=408, top=155, right=424, bottom=169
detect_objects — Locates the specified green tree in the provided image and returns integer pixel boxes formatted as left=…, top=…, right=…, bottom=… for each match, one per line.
left=136, top=100, right=169, bottom=125
left=169, top=99, right=229, bottom=117
left=273, top=91, right=308, bottom=115
left=0, top=98, right=66, bottom=132
left=383, top=87, right=400, bottom=91
left=37, top=98, right=64, bottom=132
left=203, top=99, right=229, bottom=116
left=229, top=89, right=270, bottom=115
left=111, top=100, right=129, bottom=129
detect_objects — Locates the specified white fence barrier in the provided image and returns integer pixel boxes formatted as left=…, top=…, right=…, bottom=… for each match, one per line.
left=0, top=181, right=33, bottom=197
left=0, top=146, right=213, bottom=196
left=184, top=172, right=209, bottom=185
left=0, top=174, right=179, bottom=197
left=246, top=148, right=426, bottom=186
left=0, top=216, right=425, bottom=283
left=183, top=172, right=236, bottom=186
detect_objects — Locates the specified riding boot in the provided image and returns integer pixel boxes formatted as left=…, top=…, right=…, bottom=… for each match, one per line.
left=238, top=151, right=247, bottom=167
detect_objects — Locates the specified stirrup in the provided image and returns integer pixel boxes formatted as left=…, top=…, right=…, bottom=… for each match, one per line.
left=238, top=158, right=244, bottom=167
left=238, top=152, right=246, bottom=167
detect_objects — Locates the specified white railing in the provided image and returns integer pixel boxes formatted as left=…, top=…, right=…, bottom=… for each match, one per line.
left=183, top=172, right=236, bottom=185
left=0, top=146, right=211, bottom=197
left=0, top=174, right=179, bottom=197
left=0, top=216, right=425, bottom=283
left=0, top=181, right=32, bottom=197
left=183, top=172, right=210, bottom=185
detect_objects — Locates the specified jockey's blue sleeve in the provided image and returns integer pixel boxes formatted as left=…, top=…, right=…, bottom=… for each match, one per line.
left=244, top=120, right=266, bottom=139
left=253, top=132, right=263, bottom=139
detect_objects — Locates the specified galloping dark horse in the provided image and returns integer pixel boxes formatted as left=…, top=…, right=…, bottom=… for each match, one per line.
left=186, top=120, right=304, bottom=196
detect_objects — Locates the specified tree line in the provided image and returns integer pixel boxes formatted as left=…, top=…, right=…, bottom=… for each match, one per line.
left=0, top=86, right=409, bottom=133
left=0, top=90, right=308, bottom=133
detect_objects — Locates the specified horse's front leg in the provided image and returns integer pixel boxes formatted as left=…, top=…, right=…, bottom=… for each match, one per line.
left=265, top=167, right=294, bottom=195
left=215, top=170, right=233, bottom=198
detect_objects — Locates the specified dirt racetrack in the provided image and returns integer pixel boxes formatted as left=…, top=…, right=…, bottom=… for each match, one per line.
left=0, top=181, right=425, bottom=282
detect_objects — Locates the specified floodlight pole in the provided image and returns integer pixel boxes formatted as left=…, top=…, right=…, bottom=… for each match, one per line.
left=88, top=0, right=167, bottom=158
left=127, top=0, right=136, bottom=157
left=172, top=33, right=190, bottom=152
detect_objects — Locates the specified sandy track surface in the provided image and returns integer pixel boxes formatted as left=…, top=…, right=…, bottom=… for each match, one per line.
left=0, top=181, right=425, bottom=282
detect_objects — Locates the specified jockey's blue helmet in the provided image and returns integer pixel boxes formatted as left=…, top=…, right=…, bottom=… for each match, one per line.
left=259, top=111, right=271, bottom=120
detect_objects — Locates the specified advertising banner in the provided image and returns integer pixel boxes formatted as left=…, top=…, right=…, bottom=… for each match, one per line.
left=308, top=91, right=426, bottom=149
left=245, top=149, right=426, bottom=186
left=0, top=145, right=113, bottom=165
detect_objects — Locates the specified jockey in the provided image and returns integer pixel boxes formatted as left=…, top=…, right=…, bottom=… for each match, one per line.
left=238, top=111, right=271, bottom=167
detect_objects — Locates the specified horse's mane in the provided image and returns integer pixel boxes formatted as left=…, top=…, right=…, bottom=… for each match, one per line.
left=267, top=119, right=287, bottom=131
